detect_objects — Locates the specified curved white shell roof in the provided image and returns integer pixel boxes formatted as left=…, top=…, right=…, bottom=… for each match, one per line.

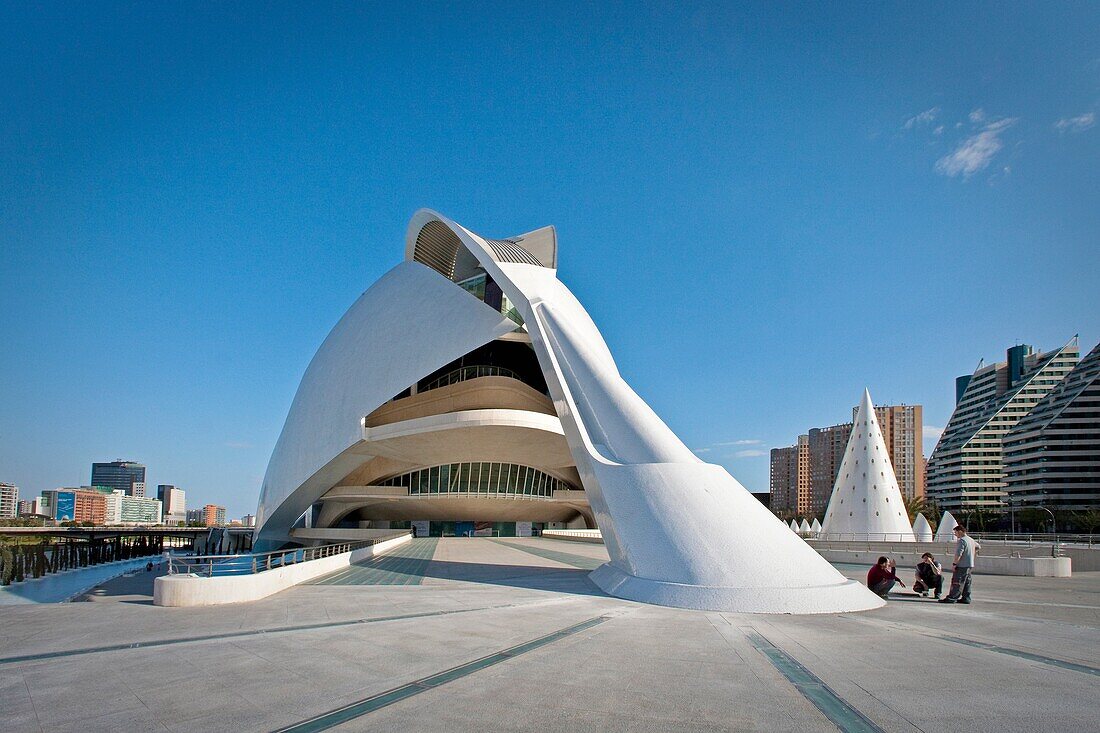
left=256, top=210, right=884, bottom=614
left=820, top=389, right=916, bottom=541
left=935, top=510, right=959, bottom=541
left=912, top=512, right=933, bottom=542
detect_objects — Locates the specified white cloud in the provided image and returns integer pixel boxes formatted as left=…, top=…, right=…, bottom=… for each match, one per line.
left=224, top=441, right=253, bottom=449
left=692, top=447, right=712, bottom=454
left=935, top=118, right=1017, bottom=178
left=922, top=425, right=944, bottom=445
left=1054, top=112, right=1095, bottom=133
left=933, top=125, right=944, bottom=136
left=903, top=107, right=940, bottom=130
left=734, top=449, right=767, bottom=458
left=969, top=108, right=986, bottom=124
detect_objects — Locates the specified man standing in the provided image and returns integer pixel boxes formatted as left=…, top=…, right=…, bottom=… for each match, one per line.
left=939, top=526, right=980, bottom=604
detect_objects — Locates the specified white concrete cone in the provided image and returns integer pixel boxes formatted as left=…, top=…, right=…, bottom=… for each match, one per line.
left=912, top=513, right=933, bottom=542
left=934, top=511, right=958, bottom=542
left=821, top=389, right=916, bottom=542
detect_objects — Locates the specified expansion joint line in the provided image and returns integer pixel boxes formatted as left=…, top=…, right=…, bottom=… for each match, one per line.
left=0, top=597, right=578, bottom=667
left=743, top=628, right=885, bottom=733
left=271, top=614, right=616, bottom=733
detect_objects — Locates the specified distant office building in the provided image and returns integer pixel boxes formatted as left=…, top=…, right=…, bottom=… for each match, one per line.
left=0, top=483, right=17, bottom=518
left=40, top=488, right=107, bottom=524
left=770, top=435, right=810, bottom=517
left=927, top=340, right=1080, bottom=512
left=91, top=460, right=146, bottom=497
left=241, top=513, right=256, bottom=528
left=17, top=499, right=36, bottom=517
left=1003, top=340, right=1100, bottom=510
left=203, top=504, right=226, bottom=527
left=157, top=485, right=186, bottom=524
left=122, top=495, right=162, bottom=524
left=808, top=424, right=851, bottom=517
left=185, top=508, right=205, bottom=524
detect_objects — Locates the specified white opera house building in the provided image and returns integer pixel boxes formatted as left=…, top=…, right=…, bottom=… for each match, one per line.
left=254, top=210, right=882, bottom=614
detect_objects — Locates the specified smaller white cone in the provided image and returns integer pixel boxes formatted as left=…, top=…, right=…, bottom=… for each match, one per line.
left=790, top=519, right=799, bottom=532
left=934, top=511, right=958, bottom=541
left=912, top=513, right=933, bottom=542
left=810, top=518, right=822, bottom=536
left=799, top=519, right=811, bottom=534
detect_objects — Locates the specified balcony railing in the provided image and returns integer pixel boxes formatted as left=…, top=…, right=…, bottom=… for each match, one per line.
left=421, top=365, right=520, bottom=393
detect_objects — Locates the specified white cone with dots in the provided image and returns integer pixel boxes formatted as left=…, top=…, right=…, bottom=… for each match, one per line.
left=821, top=389, right=915, bottom=541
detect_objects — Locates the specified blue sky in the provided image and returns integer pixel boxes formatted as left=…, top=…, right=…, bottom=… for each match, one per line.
left=2, top=3, right=1097, bottom=518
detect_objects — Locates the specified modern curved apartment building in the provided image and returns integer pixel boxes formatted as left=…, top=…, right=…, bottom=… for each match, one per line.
left=254, top=210, right=881, bottom=614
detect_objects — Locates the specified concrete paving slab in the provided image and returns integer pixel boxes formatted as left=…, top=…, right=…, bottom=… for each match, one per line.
left=0, top=538, right=1097, bottom=733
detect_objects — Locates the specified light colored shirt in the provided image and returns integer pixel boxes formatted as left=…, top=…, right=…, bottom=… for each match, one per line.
left=954, top=535, right=980, bottom=567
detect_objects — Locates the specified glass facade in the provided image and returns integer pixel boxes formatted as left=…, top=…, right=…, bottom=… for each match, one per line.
left=377, top=462, right=573, bottom=497
left=457, top=272, right=524, bottom=328
left=91, top=461, right=146, bottom=496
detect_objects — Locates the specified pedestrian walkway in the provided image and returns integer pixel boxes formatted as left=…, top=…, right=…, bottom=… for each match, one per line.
left=0, top=538, right=1097, bottom=732
left=306, top=537, right=439, bottom=586
left=489, top=538, right=605, bottom=570
left=0, top=557, right=160, bottom=605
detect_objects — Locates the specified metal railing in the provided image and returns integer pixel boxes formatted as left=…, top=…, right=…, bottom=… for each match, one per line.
left=421, top=365, right=520, bottom=392
left=166, top=531, right=409, bottom=577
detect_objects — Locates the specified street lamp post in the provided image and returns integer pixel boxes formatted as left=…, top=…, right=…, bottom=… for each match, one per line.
left=1038, top=506, right=1055, bottom=535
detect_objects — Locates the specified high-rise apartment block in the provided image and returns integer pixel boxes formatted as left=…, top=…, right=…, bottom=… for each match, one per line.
left=1003, top=340, right=1100, bottom=510
left=775, top=402, right=924, bottom=518
left=17, top=499, right=36, bottom=517
left=203, top=504, right=226, bottom=527
left=808, top=424, right=850, bottom=516
left=0, top=483, right=17, bottom=518
left=769, top=435, right=810, bottom=517
left=157, top=485, right=186, bottom=524
left=91, top=460, right=146, bottom=497
left=927, top=340, right=1080, bottom=512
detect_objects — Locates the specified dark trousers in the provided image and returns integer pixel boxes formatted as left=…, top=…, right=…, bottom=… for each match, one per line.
left=870, top=579, right=896, bottom=597
left=914, top=574, right=943, bottom=595
left=945, top=567, right=973, bottom=601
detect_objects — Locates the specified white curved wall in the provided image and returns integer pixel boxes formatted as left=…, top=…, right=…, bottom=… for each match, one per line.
left=257, top=209, right=884, bottom=613
left=254, top=261, right=515, bottom=549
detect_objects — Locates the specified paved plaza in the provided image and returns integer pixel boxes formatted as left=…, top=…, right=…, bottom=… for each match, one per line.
left=1, top=537, right=1097, bottom=732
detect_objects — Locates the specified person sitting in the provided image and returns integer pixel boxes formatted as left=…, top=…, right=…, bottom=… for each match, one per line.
left=913, top=552, right=943, bottom=598
left=867, top=556, right=905, bottom=598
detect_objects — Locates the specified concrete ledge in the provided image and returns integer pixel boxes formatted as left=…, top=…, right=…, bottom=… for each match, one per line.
left=153, top=533, right=412, bottom=607
left=811, top=547, right=1072, bottom=577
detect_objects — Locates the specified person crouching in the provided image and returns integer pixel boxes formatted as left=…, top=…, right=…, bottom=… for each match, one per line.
left=867, top=556, right=905, bottom=598
left=913, top=552, right=943, bottom=598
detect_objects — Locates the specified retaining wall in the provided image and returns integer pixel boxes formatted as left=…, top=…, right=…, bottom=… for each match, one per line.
left=153, top=533, right=412, bottom=607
